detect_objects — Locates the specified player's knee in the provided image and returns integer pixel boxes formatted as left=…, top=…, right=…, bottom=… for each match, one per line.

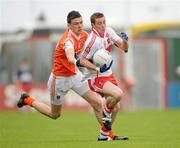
left=51, top=112, right=61, bottom=120
left=113, top=90, right=123, bottom=102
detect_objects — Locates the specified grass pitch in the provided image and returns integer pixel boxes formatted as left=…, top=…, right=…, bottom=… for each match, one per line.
left=0, top=109, right=179, bottom=148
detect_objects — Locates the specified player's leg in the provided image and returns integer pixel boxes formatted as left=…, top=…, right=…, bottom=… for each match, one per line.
left=17, top=93, right=62, bottom=119
left=103, top=81, right=123, bottom=108
left=82, top=89, right=113, bottom=141
left=17, top=73, right=64, bottom=119
left=103, top=82, right=129, bottom=140
left=104, top=90, right=129, bottom=140
left=89, top=75, right=123, bottom=117
left=17, top=91, right=63, bottom=119
left=72, top=71, right=104, bottom=125
left=87, top=78, right=115, bottom=140
left=88, top=75, right=128, bottom=140
left=72, top=71, right=114, bottom=140
left=33, top=100, right=62, bottom=119
left=72, top=75, right=110, bottom=140
left=105, top=95, right=120, bottom=124
left=73, top=78, right=103, bottom=125
left=82, top=89, right=103, bottom=125
left=73, top=75, right=111, bottom=127
left=101, top=81, right=123, bottom=126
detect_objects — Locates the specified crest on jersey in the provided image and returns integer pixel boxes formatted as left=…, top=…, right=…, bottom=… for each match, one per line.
left=107, top=38, right=111, bottom=44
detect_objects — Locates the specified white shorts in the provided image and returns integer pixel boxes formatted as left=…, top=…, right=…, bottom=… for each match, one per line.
left=47, top=70, right=90, bottom=105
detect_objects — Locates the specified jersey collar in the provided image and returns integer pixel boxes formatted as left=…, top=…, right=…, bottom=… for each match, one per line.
left=92, top=27, right=105, bottom=38
left=68, top=28, right=80, bottom=40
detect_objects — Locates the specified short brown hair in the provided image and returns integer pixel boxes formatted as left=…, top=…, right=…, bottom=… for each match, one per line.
left=90, top=12, right=104, bottom=24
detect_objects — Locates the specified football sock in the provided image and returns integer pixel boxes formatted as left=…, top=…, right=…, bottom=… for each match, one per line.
left=99, top=124, right=109, bottom=139
left=24, top=97, right=34, bottom=106
left=101, top=124, right=109, bottom=132
left=109, top=130, right=115, bottom=139
left=103, top=104, right=113, bottom=118
left=106, top=103, right=114, bottom=112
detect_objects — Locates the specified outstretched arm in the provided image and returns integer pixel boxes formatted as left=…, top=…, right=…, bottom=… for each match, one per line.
left=114, top=32, right=129, bottom=53
left=107, top=27, right=129, bottom=53
left=116, top=32, right=129, bottom=52
left=114, top=40, right=128, bottom=53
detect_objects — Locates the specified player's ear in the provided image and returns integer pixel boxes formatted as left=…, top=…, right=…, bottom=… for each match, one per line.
left=91, top=23, right=95, bottom=28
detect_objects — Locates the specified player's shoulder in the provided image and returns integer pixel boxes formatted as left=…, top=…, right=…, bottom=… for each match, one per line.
left=81, top=31, right=89, bottom=38
left=85, top=31, right=99, bottom=46
left=86, top=30, right=99, bottom=41
left=59, top=30, right=71, bottom=41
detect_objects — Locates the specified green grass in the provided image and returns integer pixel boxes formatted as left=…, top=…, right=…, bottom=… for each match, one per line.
left=0, top=109, right=180, bottom=148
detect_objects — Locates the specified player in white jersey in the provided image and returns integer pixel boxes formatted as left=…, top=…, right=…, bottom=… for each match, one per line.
left=79, top=12, right=129, bottom=140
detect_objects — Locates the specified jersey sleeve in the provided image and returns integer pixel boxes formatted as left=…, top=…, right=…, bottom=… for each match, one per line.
left=64, top=38, right=74, bottom=52
left=106, top=27, right=122, bottom=43
left=81, top=34, right=97, bottom=60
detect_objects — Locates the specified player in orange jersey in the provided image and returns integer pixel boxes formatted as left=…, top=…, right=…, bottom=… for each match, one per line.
left=17, top=10, right=112, bottom=140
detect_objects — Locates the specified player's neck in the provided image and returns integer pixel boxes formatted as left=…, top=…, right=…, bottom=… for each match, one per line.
left=68, top=28, right=80, bottom=40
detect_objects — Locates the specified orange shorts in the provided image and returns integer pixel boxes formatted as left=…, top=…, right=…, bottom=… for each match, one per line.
left=88, top=74, right=121, bottom=96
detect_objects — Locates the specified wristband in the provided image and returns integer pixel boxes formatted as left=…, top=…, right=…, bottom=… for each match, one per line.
left=76, top=59, right=82, bottom=67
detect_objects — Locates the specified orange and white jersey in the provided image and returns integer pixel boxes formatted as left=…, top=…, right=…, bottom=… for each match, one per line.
left=81, top=27, right=121, bottom=80
left=52, top=29, right=88, bottom=77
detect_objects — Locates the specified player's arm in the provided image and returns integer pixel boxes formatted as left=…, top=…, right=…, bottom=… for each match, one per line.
left=114, top=39, right=128, bottom=53
left=64, top=40, right=77, bottom=65
left=79, top=56, right=113, bottom=73
left=115, top=32, right=129, bottom=52
left=107, top=27, right=129, bottom=53
left=80, top=57, right=99, bottom=72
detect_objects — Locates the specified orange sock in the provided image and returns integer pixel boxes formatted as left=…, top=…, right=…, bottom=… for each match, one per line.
left=24, top=97, right=34, bottom=106
left=109, top=130, right=115, bottom=139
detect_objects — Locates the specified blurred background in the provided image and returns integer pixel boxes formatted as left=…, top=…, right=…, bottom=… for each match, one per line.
left=0, top=0, right=180, bottom=111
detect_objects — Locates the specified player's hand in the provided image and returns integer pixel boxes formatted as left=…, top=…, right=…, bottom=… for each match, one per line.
left=118, top=32, right=128, bottom=42
left=99, top=60, right=113, bottom=73
left=118, top=32, right=129, bottom=52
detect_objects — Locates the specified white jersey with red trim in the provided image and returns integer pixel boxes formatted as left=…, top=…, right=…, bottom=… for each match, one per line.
left=81, top=27, right=121, bottom=80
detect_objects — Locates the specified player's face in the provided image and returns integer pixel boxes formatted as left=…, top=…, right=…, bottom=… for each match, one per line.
left=92, top=16, right=106, bottom=36
left=68, top=17, right=83, bottom=36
